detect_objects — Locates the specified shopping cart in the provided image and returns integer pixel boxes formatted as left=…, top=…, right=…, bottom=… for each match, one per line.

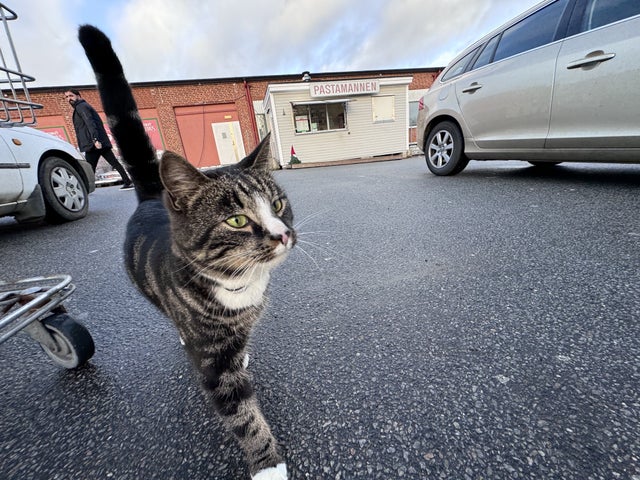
left=0, top=276, right=94, bottom=368
left=0, top=4, right=95, bottom=369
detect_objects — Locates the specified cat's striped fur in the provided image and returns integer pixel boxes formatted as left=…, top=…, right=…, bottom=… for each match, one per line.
left=78, top=25, right=294, bottom=480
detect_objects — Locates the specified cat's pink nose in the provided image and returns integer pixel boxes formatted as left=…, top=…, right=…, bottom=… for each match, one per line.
left=272, top=231, right=290, bottom=245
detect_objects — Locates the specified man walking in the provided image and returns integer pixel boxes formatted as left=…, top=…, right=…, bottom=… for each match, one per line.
left=64, top=89, right=133, bottom=190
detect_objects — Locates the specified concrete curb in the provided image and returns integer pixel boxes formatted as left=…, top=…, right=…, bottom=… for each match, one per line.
left=283, top=153, right=413, bottom=169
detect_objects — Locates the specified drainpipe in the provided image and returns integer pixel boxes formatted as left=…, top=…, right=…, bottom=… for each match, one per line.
left=243, top=79, right=259, bottom=146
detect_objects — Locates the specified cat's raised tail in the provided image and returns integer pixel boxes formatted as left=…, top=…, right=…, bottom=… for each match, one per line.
left=78, top=25, right=162, bottom=202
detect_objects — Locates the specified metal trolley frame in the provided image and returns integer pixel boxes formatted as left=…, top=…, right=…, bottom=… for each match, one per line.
left=0, top=276, right=94, bottom=368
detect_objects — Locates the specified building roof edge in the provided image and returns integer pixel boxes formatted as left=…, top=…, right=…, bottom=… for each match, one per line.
left=30, top=67, right=443, bottom=92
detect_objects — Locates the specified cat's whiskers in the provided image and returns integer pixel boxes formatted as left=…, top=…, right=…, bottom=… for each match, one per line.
left=199, top=258, right=258, bottom=321
left=296, top=231, right=329, bottom=236
left=175, top=245, right=254, bottom=277
left=173, top=251, right=204, bottom=275
left=293, top=210, right=329, bottom=230
left=294, top=242, right=322, bottom=272
left=174, top=250, right=229, bottom=286
left=222, top=256, right=256, bottom=279
left=296, top=238, right=347, bottom=260
left=181, top=249, right=255, bottom=287
left=228, top=263, right=254, bottom=285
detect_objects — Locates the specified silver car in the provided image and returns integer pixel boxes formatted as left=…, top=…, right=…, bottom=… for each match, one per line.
left=416, top=0, right=640, bottom=175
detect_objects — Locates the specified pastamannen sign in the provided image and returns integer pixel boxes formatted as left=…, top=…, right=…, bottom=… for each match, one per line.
left=310, top=80, right=380, bottom=98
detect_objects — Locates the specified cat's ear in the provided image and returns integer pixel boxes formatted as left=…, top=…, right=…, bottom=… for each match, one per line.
left=160, top=151, right=208, bottom=211
left=237, top=133, right=272, bottom=172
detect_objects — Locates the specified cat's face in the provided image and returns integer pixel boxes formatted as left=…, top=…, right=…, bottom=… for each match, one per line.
left=159, top=138, right=296, bottom=280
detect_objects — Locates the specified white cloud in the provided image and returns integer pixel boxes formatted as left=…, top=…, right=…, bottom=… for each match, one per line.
left=7, top=0, right=94, bottom=88
left=347, top=0, right=493, bottom=70
left=3, top=0, right=543, bottom=87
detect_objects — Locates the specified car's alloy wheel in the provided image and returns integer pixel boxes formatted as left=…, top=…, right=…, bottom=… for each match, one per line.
left=39, top=156, right=89, bottom=223
left=51, top=166, right=85, bottom=210
left=425, top=121, right=469, bottom=176
left=429, top=130, right=454, bottom=167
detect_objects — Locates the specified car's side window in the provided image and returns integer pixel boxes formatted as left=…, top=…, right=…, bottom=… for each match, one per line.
left=493, top=0, right=570, bottom=63
left=471, top=35, right=500, bottom=70
left=440, top=47, right=480, bottom=82
left=581, top=0, right=640, bottom=31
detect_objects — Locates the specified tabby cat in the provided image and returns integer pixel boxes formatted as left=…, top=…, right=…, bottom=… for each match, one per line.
left=78, top=25, right=295, bottom=480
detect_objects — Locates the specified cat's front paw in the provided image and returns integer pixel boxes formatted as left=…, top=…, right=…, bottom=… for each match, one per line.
left=251, top=463, right=287, bottom=480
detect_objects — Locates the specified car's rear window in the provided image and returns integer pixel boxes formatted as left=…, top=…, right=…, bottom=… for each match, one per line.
left=440, top=47, right=480, bottom=82
left=493, top=0, right=569, bottom=62
left=471, top=35, right=500, bottom=70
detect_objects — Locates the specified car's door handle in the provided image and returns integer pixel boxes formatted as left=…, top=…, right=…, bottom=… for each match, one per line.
left=567, top=51, right=616, bottom=69
left=461, top=82, right=483, bottom=93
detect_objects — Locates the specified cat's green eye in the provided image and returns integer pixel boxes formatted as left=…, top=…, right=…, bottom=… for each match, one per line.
left=226, top=215, right=249, bottom=228
left=272, top=199, right=284, bottom=213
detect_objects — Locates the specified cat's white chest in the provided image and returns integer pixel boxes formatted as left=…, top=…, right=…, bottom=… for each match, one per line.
left=215, top=271, right=270, bottom=310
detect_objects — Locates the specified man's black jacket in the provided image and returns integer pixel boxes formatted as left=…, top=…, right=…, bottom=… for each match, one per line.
left=71, top=98, right=112, bottom=152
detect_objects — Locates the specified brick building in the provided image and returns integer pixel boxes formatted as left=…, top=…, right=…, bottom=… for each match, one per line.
left=29, top=67, right=441, bottom=169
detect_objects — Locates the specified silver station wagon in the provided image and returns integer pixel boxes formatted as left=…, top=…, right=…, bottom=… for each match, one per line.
left=416, top=0, right=640, bottom=175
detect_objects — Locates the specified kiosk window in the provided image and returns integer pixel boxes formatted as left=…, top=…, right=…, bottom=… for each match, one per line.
left=293, top=102, right=347, bottom=133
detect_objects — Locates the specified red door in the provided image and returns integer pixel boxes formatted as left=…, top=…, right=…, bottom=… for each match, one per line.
left=175, top=104, right=239, bottom=168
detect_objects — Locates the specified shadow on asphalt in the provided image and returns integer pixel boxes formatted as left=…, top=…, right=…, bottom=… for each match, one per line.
left=456, top=162, right=640, bottom=187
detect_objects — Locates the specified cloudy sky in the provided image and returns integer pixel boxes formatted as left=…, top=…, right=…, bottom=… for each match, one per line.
left=4, top=0, right=541, bottom=88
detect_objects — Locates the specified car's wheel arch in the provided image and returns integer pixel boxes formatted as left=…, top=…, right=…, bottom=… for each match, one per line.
left=38, top=149, right=91, bottom=191
left=423, top=115, right=465, bottom=153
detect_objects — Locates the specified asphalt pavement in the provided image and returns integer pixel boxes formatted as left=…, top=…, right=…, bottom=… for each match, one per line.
left=1, top=157, right=639, bottom=480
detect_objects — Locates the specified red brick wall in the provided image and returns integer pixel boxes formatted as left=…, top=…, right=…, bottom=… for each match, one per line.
left=30, top=69, right=441, bottom=158
left=409, top=71, right=440, bottom=90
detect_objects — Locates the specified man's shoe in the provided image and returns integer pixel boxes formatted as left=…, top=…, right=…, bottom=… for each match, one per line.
left=120, top=183, right=134, bottom=190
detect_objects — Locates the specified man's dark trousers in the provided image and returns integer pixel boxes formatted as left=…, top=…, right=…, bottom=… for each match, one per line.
left=85, top=147, right=132, bottom=185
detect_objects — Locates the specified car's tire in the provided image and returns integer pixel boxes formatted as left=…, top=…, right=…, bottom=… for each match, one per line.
left=39, top=313, right=95, bottom=369
left=529, top=161, right=562, bottom=167
left=424, top=121, right=469, bottom=176
left=38, top=156, right=89, bottom=223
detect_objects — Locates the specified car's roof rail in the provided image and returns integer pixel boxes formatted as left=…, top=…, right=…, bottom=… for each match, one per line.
left=0, top=3, right=43, bottom=127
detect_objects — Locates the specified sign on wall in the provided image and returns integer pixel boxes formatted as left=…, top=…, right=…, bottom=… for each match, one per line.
left=40, top=126, right=71, bottom=142
left=104, top=118, right=165, bottom=158
left=310, top=80, right=380, bottom=98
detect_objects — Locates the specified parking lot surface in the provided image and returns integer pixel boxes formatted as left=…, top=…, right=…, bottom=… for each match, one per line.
left=1, top=158, right=639, bottom=479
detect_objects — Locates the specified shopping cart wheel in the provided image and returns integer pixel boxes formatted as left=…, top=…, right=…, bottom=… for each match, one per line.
left=39, top=313, right=95, bottom=369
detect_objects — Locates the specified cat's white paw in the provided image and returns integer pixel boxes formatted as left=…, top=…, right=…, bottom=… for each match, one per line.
left=243, top=353, right=250, bottom=369
left=251, top=463, right=287, bottom=480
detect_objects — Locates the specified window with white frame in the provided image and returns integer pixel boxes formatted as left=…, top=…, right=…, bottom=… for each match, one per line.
left=409, top=101, right=419, bottom=127
left=372, top=95, right=395, bottom=123
left=256, top=113, right=268, bottom=140
left=293, top=102, right=347, bottom=133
